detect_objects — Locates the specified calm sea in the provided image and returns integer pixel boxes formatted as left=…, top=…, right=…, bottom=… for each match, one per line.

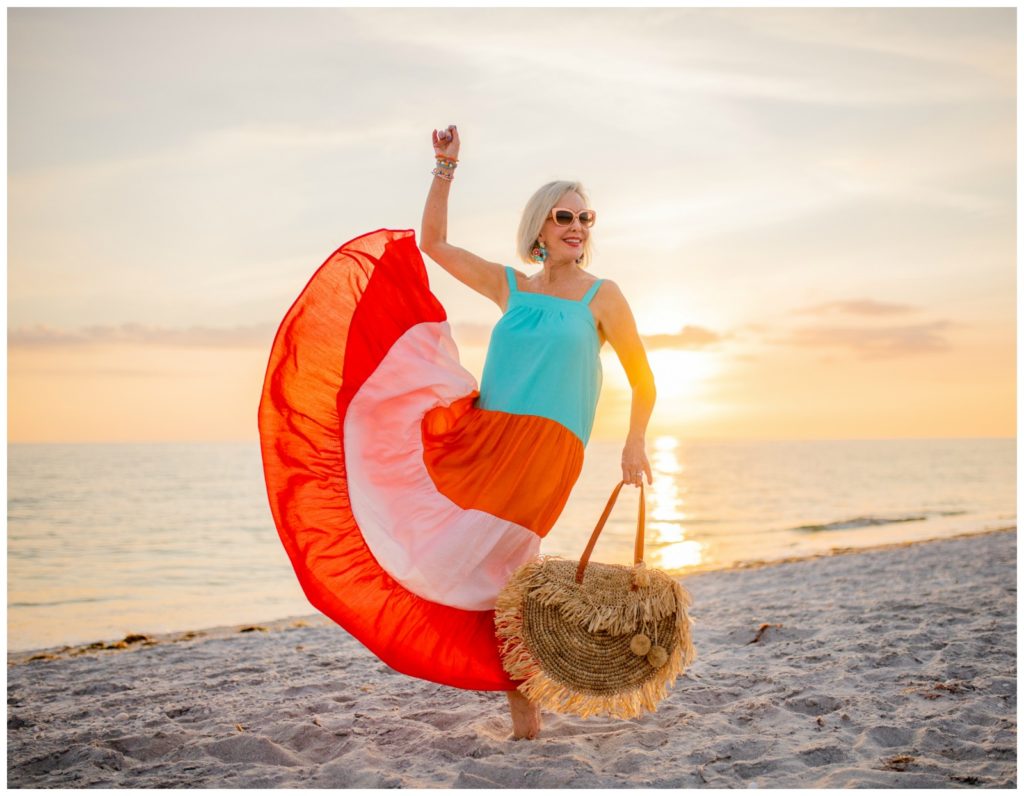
left=7, top=438, right=1015, bottom=653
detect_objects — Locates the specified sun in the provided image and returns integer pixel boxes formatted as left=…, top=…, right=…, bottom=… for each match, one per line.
left=644, top=349, right=719, bottom=401
left=594, top=345, right=725, bottom=437
left=601, top=348, right=719, bottom=399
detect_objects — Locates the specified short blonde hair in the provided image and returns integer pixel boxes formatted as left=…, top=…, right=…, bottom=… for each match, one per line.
left=516, top=181, right=594, bottom=268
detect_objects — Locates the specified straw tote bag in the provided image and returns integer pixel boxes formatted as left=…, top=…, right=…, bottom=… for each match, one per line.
left=495, top=479, right=697, bottom=719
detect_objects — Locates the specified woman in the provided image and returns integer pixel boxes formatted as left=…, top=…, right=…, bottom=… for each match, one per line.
left=258, top=124, right=656, bottom=741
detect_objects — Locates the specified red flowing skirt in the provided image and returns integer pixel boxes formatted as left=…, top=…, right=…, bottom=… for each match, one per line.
left=258, top=229, right=584, bottom=691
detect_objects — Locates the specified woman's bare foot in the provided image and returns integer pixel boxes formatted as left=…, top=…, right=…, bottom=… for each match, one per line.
left=506, top=689, right=541, bottom=740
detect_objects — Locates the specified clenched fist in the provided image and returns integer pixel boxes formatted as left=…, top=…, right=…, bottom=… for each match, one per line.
left=432, top=125, right=460, bottom=160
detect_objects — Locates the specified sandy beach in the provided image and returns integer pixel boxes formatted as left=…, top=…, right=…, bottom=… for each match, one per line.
left=7, top=527, right=1016, bottom=788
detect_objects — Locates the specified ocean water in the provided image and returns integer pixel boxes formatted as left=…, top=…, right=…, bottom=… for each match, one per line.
left=7, top=438, right=1015, bottom=653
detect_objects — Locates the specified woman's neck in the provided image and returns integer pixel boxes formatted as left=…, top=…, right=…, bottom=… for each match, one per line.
left=536, top=259, right=581, bottom=283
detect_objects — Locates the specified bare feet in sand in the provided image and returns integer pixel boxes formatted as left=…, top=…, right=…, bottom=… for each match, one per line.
left=506, top=689, right=541, bottom=740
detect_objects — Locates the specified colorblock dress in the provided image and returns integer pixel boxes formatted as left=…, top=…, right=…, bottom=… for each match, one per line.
left=258, top=228, right=604, bottom=691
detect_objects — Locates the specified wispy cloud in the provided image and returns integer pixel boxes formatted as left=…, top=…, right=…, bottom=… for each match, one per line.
left=794, top=299, right=919, bottom=317
left=728, top=7, right=1014, bottom=84
left=454, top=321, right=730, bottom=352
left=13, top=365, right=201, bottom=378
left=11, top=320, right=735, bottom=354
left=781, top=320, right=958, bottom=359
left=10, top=121, right=423, bottom=181
left=9, top=322, right=276, bottom=349
left=353, top=8, right=1011, bottom=106
left=642, top=326, right=726, bottom=350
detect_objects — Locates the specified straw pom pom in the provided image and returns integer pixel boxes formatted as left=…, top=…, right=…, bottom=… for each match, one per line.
left=632, top=561, right=652, bottom=589
left=646, top=645, right=668, bottom=668
left=630, top=633, right=652, bottom=656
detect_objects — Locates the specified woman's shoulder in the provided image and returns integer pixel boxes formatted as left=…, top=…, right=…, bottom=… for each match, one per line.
left=588, top=277, right=628, bottom=320
left=590, top=275, right=622, bottom=296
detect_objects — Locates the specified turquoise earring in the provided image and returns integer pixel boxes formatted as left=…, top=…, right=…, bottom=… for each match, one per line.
left=530, top=240, right=548, bottom=264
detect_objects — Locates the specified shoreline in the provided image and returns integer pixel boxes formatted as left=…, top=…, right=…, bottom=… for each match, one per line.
left=7, top=525, right=1015, bottom=667
left=685, top=523, right=1017, bottom=574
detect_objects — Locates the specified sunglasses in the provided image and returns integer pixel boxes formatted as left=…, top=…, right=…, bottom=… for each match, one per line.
left=550, top=207, right=597, bottom=228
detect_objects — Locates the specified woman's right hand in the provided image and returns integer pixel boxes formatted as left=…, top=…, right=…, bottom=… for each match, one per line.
left=432, top=125, right=460, bottom=160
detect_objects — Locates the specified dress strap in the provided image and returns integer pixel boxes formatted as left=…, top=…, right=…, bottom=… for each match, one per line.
left=581, top=279, right=604, bottom=305
left=504, top=265, right=518, bottom=294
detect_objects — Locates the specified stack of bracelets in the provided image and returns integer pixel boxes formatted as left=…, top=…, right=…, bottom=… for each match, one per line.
left=432, top=154, right=458, bottom=181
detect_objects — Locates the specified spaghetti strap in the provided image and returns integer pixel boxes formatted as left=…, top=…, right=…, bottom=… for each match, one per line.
left=581, top=279, right=604, bottom=305
left=504, top=265, right=518, bottom=294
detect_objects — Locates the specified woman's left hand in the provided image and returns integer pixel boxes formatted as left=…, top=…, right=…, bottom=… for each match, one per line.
left=621, top=437, right=652, bottom=487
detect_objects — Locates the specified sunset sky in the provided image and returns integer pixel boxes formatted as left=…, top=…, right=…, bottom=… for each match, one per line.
left=8, top=7, right=1016, bottom=443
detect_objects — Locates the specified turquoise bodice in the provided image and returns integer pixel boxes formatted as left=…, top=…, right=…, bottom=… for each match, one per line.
left=477, top=266, right=604, bottom=445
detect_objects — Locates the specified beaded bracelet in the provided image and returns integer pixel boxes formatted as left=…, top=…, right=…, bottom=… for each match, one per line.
left=432, top=154, right=457, bottom=181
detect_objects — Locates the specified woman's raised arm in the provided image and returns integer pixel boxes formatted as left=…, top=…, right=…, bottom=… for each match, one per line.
left=420, top=125, right=508, bottom=309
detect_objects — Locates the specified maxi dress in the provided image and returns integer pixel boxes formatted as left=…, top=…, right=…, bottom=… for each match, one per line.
left=258, top=228, right=604, bottom=691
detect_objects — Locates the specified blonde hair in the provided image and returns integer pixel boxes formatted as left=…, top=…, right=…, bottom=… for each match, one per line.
left=516, top=181, right=594, bottom=268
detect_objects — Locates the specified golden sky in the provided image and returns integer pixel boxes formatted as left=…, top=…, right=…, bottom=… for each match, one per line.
left=8, top=7, right=1016, bottom=443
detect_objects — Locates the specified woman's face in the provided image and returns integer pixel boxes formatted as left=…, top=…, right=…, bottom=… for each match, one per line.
left=538, top=190, right=591, bottom=261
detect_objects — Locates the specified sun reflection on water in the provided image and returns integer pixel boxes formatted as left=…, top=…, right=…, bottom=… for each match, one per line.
left=648, top=435, right=703, bottom=571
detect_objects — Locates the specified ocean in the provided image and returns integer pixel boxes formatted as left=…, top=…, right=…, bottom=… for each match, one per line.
left=7, top=437, right=1015, bottom=653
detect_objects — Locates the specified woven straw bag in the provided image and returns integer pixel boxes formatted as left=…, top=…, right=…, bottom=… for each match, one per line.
left=495, top=479, right=697, bottom=719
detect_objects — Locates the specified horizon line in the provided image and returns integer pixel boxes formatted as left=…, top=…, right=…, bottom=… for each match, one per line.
left=6, top=435, right=1016, bottom=446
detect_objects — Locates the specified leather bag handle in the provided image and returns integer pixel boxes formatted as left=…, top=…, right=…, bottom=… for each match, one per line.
left=574, top=479, right=646, bottom=585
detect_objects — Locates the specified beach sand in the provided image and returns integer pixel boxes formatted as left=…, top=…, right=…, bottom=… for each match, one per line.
left=7, top=528, right=1016, bottom=788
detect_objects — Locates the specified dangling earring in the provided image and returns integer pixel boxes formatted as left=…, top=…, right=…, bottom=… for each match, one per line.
left=530, top=239, right=548, bottom=264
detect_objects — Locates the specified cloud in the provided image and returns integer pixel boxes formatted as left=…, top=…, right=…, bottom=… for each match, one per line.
left=454, top=321, right=730, bottom=352
left=10, top=319, right=733, bottom=355
left=14, top=366, right=201, bottom=378
left=727, top=7, right=1013, bottom=83
left=781, top=320, right=958, bottom=359
left=641, top=326, right=725, bottom=350
left=9, top=322, right=276, bottom=349
left=794, top=298, right=919, bottom=316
